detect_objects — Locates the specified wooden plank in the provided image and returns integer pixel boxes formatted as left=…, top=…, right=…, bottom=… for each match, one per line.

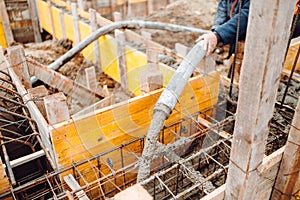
left=71, top=3, right=80, bottom=44
left=272, top=97, right=300, bottom=200
left=114, top=184, right=152, bottom=200
left=89, top=9, right=101, bottom=71
left=44, top=92, right=70, bottom=125
left=224, top=1, right=295, bottom=200
left=64, top=174, right=90, bottom=200
left=28, top=0, right=42, bottom=42
left=26, top=57, right=103, bottom=106
left=59, top=10, right=66, bottom=39
left=115, top=29, right=128, bottom=89
left=47, top=0, right=56, bottom=40
left=0, top=0, right=14, bottom=46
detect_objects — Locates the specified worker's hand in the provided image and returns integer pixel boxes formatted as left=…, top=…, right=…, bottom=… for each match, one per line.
left=197, top=32, right=218, bottom=57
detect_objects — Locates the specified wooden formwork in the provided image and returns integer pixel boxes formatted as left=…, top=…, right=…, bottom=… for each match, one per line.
left=51, top=70, right=220, bottom=188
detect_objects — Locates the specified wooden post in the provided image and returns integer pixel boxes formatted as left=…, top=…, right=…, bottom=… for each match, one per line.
left=111, top=0, right=118, bottom=14
left=224, top=1, right=295, bottom=200
left=59, top=10, right=66, bottom=39
left=47, top=0, right=56, bottom=40
left=147, top=0, right=154, bottom=15
left=0, top=0, right=14, bottom=46
left=113, top=11, right=122, bottom=22
left=28, top=86, right=49, bottom=119
left=7, top=45, right=32, bottom=89
left=28, top=0, right=42, bottom=42
left=271, top=97, right=300, bottom=200
left=85, top=66, right=98, bottom=92
left=115, top=29, right=128, bottom=89
left=89, top=8, right=101, bottom=71
left=71, top=3, right=81, bottom=45
left=78, top=0, right=84, bottom=10
left=44, top=92, right=70, bottom=125
left=140, top=48, right=163, bottom=94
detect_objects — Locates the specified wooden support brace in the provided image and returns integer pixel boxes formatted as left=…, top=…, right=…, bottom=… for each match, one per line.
left=44, top=92, right=70, bottom=125
left=272, top=97, right=300, bottom=200
left=89, top=8, right=101, bottom=71
left=28, top=0, right=42, bottom=43
left=7, top=45, right=32, bottom=89
left=28, top=85, right=49, bottom=119
left=47, top=0, right=56, bottom=40
left=141, top=30, right=152, bottom=41
left=0, top=0, right=14, bottom=46
left=26, top=57, right=103, bottom=106
left=115, top=29, right=128, bottom=89
left=224, top=1, right=295, bottom=200
left=59, top=10, right=66, bottom=39
left=71, top=3, right=81, bottom=44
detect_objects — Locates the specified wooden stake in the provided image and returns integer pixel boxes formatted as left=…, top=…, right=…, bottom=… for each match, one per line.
left=271, top=97, right=300, bottom=200
left=147, top=0, right=154, bottom=15
left=71, top=3, right=81, bottom=44
left=7, top=45, right=32, bottom=89
left=59, top=10, right=66, bottom=39
left=0, top=0, right=13, bottom=46
left=78, top=0, right=84, bottom=10
left=47, top=0, right=56, bottom=40
left=115, top=29, right=128, bottom=89
left=89, top=8, right=101, bottom=71
left=28, top=0, right=42, bottom=42
left=225, top=1, right=295, bottom=200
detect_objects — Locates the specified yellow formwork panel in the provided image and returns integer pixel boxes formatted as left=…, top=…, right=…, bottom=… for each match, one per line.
left=99, top=35, right=120, bottom=82
left=79, top=21, right=96, bottom=62
left=159, top=63, right=176, bottom=86
left=51, top=6, right=63, bottom=39
left=129, top=0, right=147, bottom=3
left=51, top=71, right=220, bottom=169
left=0, top=19, right=7, bottom=48
left=63, top=13, right=75, bottom=43
left=126, top=46, right=147, bottom=95
left=36, top=0, right=52, bottom=34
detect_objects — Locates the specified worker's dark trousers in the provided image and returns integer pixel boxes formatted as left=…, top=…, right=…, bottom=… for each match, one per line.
left=292, top=14, right=300, bottom=39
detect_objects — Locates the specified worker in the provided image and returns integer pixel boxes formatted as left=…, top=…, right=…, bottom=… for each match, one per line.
left=198, top=0, right=250, bottom=56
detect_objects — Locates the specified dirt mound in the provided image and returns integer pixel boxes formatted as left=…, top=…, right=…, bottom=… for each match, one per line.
left=144, top=0, right=218, bottom=49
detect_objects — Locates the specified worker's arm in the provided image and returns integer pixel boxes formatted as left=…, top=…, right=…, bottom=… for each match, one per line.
left=212, top=0, right=230, bottom=30
left=215, top=0, right=250, bottom=45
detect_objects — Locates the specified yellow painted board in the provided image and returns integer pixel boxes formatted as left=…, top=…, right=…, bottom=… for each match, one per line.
left=79, top=21, right=96, bottom=62
left=159, top=63, right=176, bottom=86
left=36, top=0, right=52, bottom=34
left=129, top=0, right=147, bottom=3
left=52, top=6, right=63, bottom=39
left=0, top=19, right=7, bottom=48
left=99, top=35, right=120, bottom=82
left=284, top=39, right=300, bottom=72
left=126, top=46, right=147, bottom=95
left=52, top=71, right=220, bottom=170
left=63, top=13, right=75, bottom=43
